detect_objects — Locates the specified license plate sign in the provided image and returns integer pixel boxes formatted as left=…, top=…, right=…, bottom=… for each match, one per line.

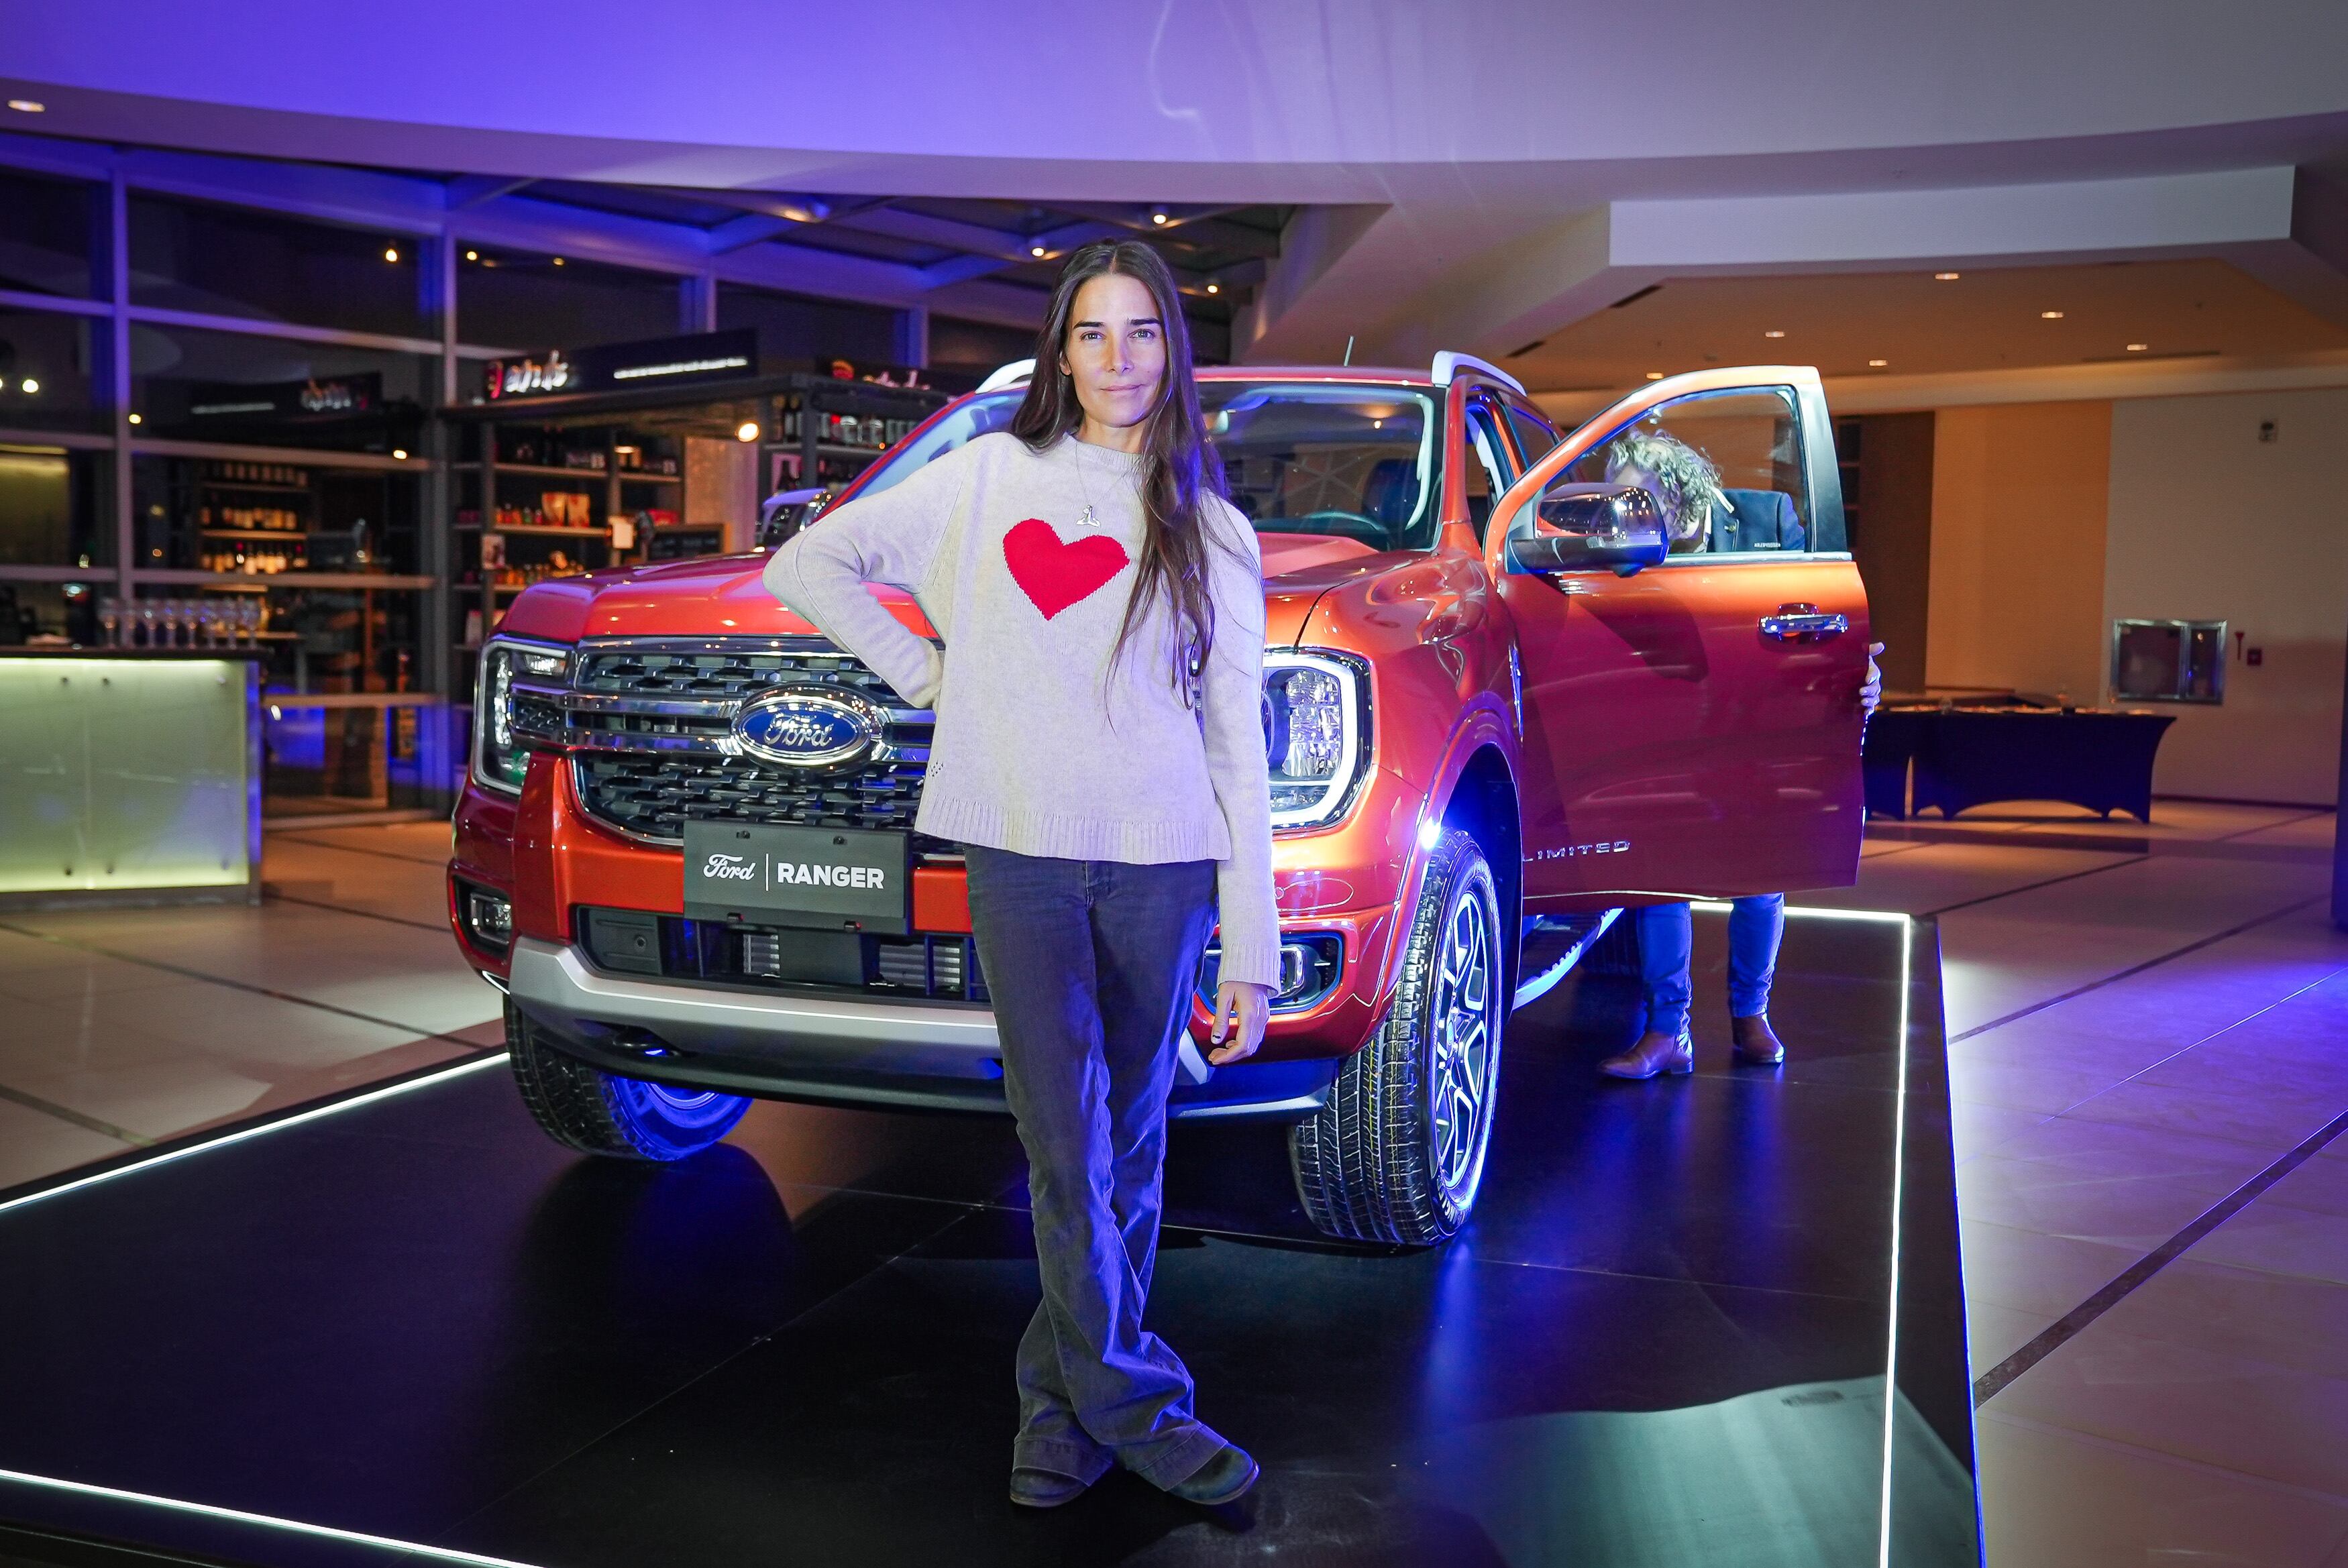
left=682, top=822, right=910, bottom=934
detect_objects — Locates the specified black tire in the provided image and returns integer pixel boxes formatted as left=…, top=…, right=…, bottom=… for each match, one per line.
left=1289, top=828, right=1506, bottom=1245
left=504, top=1001, right=750, bottom=1161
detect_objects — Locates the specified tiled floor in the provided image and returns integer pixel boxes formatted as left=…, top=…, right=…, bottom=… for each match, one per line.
left=1803, top=799, right=2348, bottom=1568
left=2, top=803, right=2342, bottom=1565
left=0, top=822, right=502, bottom=1187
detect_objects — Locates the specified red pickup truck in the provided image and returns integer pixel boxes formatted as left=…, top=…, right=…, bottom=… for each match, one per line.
left=448, top=354, right=1870, bottom=1245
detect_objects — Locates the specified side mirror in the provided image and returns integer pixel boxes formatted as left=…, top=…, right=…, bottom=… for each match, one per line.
left=1509, top=484, right=1668, bottom=578
left=756, top=487, right=831, bottom=550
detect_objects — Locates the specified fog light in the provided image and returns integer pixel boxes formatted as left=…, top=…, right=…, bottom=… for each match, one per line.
left=467, top=889, right=513, bottom=947
left=1198, top=934, right=1342, bottom=1013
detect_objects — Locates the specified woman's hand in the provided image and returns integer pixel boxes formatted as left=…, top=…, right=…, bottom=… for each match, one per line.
left=1862, top=641, right=1886, bottom=714
left=1208, top=981, right=1273, bottom=1066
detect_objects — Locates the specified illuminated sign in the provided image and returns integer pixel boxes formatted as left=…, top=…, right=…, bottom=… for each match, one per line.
left=189, top=374, right=382, bottom=421
left=482, top=331, right=757, bottom=401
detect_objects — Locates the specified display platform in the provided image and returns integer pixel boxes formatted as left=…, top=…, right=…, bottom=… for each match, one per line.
left=0, top=909, right=1977, bottom=1568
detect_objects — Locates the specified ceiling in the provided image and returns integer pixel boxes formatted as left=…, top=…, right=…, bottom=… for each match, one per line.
left=499, top=179, right=1287, bottom=326
left=1508, top=258, right=2348, bottom=398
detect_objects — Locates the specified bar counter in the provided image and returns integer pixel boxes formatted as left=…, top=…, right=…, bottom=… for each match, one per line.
left=0, top=647, right=265, bottom=907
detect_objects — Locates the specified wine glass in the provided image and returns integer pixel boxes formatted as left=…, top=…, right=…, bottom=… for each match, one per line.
left=97, top=597, right=119, bottom=647
left=136, top=600, right=160, bottom=649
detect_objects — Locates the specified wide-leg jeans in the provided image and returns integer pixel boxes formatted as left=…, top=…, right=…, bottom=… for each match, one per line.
left=1636, top=894, right=1786, bottom=1035
left=963, top=844, right=1227, bottom=1490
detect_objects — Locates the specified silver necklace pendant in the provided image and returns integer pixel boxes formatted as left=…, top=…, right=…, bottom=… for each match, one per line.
left=1075, top=503, right=1096, bottom=529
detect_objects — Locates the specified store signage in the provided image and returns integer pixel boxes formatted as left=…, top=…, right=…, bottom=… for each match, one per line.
left=189, top=374, right=382, bottom=421
left=483, top=331, right=757, bottom=401
left=489, top=351, right=573, bottom=398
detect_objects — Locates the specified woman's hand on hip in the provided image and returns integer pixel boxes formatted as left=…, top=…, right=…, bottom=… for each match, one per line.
left=1208, top=981, right=1273, bottom=1065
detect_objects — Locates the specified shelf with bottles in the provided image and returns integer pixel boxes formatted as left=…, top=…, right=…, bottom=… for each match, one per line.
left=199, top=459, right=315, bottom=494
left=775, top=398, right=926, bottom=454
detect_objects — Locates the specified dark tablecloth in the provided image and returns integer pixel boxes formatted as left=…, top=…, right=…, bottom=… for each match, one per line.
left=1863, top=707, right=2177, bottom=821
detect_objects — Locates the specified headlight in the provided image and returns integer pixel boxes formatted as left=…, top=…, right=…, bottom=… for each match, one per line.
left=472, top=637, right=571, bottom=795
left=1261, top=651, right=1369, bottom=830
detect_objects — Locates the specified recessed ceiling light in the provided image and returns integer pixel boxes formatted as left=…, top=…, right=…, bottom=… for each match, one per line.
left=6, top=100, right=44, bottom=114
left=383, top=246, right=399, bottom=263
left=2041, top=310, right=2064, bottom=319
left=1934, top=272, right=1960, bottom=281
left=2126, top=342, right=2149, bottom=351
left=1030, top=245, right=1048, bottom=258
left=1764, top=329, right=1786, bottom=339
left=1646, top=372, right=1664, bottom=381
left=392, top=449, right=409, bottom=460
left=126, top=412, right=142, bottom=425
left=19, top=378, right=37, bottom=394
left=551, top=256, right=565, bottom=266
left=1150, top=211, right=1169, bottom=225
left=1205, top=282, right=1219, bottom=294
left=735, top=421, right=760, bottom=443
left=464, top=249, right=478, bottom=261
left=1868, top=359, right=1888, bottom=368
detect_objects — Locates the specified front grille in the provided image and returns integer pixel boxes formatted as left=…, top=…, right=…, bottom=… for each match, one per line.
left=581, top=907, right=983, bottom=1001
left=576, top=752, right=929, bottom=842
left=531, top=637, right=937, bottom=844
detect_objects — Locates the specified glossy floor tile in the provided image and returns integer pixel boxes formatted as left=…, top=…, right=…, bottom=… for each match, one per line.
left=1858, top=803, right=2348, bottom=1567
left=0, top=824, right=500, bottom=1192
left=0, top=909, right=1970, bottom=1568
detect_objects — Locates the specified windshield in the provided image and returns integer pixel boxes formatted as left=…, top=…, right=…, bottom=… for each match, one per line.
left=844, top=380, right=1440, bottom=553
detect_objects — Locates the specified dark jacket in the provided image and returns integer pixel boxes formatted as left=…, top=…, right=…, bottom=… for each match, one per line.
left=1707, top=487, right=1806, bottom=553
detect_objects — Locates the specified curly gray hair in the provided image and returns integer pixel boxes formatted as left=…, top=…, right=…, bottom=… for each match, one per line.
left=1605, top=430, right=1725, bottom=543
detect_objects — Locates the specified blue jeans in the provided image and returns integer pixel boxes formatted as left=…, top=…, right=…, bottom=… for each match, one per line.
left=962, top=845, right=1226, bottom=1490
left=1636, top=895, right=1785, bottom=1035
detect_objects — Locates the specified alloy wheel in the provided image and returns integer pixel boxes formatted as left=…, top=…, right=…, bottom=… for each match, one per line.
left=1428, top=876, right=1496, bottom=1206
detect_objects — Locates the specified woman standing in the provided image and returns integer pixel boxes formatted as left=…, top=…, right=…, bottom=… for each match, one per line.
left=765, top=241, right=1276, bottom=1509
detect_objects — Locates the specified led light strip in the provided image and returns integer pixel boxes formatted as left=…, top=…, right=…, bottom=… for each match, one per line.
left=1690, top=900, right=1913, bottom=925
left=0, top=1055, right=509, bottom=1219
left=0, top=1463, right=547, bottom=1568
left=1879, top=915, right=1915, bottom=1567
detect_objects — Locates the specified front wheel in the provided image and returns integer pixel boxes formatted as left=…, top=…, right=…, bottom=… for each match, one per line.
left=1289, top=828, right=1505, bottom=1245
left=504, top=1002, right=750, bottom=1161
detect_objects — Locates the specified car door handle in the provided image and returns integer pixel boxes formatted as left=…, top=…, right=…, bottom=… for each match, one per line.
left=1759, top=604, right=1848, bottom=642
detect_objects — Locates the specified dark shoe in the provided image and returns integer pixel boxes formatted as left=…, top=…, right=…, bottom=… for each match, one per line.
left=1731, top=1013, right=1786, bottom=1066
left=1008, top=1466, right=1089, bottom=1508
left=1599, top=1027, right=1695, bottom=1080
left=1168, top=1444, right=1259, bottom=1506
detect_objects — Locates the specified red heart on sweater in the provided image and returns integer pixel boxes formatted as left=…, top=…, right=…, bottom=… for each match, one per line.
left=1002, top=517, right=1130, bottom=620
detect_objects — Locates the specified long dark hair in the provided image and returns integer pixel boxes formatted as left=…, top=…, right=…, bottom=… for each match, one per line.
left=1010, top=240, right=1230, bottom=700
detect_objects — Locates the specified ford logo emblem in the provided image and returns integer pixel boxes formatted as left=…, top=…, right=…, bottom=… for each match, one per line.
left=730, top=687, right=881, bottom=769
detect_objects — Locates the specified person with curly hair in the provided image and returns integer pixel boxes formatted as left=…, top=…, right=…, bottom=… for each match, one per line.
left=1593, top=429, right=1878, bottom=1078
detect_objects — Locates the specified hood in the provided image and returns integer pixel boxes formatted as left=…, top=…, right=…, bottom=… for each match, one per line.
left=495, top=533, right=1409, bottom=651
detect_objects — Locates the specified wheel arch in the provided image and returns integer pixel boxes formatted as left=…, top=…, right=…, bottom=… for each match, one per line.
left=1438, top=742, right=1522, bottom=1000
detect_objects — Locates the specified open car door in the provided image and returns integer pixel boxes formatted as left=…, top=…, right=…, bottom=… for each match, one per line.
left=1490, top=367, right=1869, bottom=907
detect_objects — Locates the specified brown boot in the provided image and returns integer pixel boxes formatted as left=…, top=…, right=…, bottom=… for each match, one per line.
left=1600, top=1026, right=1694, bottom=1080
left=1731, top=1013, right=1786, bottom=1066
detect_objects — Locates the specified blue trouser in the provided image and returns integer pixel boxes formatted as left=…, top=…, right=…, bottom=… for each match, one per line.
left=1636, top=894, right=1786, bottom=1035
left=962, top=845, right=1226, bottom=1490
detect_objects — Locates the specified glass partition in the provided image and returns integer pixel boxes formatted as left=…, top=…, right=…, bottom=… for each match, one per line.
left=458, top=247, right=681, bottom=351
left=0, top=168, right=103, bottom=299
left=129, top=323, right=429, bottom=453
left=717, top=282, right=900, bottom=370
left=0, top=445, right=111, bottom=567
left=128, top=194, right=430, bottom=339
left=131, top=454, right=421, bottom=577
left=0, top=308, right=109, bottom=434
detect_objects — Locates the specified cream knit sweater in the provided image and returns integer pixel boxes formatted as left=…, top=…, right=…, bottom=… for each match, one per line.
left=763, top=432, right=1281, bottom=991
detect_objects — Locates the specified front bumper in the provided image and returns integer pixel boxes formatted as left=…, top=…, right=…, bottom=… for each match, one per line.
left=505, top=936, right=1338, bottom=1119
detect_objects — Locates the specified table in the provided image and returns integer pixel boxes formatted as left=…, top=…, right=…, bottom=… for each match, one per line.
left=1864, top=704, right=2178, bottom=822
left=0, top=649, right=265, bottom=906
